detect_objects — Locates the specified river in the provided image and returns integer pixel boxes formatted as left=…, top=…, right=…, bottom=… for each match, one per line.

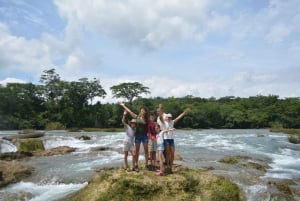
left=0, top=129, right=299, bottom=201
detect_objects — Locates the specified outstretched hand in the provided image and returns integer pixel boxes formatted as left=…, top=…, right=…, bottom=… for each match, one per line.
left=119, top=102, right=125, bottom=107
left=184, top=108, right=190, bottom=114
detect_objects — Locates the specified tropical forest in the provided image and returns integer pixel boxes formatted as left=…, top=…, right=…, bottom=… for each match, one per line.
left=1, top=69, right=300, bottom=130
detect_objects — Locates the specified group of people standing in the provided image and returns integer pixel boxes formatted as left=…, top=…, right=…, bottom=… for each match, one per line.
left=120, top=102, right=190, bottom=176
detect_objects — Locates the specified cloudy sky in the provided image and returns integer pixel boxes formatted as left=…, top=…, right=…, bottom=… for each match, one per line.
left=0, top=0, right=300, bottom=102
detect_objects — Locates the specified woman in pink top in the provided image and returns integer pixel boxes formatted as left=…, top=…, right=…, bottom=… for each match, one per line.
left=147, top=113, right=157, bottom=170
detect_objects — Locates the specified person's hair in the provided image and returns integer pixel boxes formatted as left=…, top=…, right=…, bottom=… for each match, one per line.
left=149, top=113, right=155, bottom=118
left=156, top=104, right=164, bottom=123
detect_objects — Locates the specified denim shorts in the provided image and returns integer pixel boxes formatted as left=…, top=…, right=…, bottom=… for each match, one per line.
left=164, top=139, right=175, bottom=147
left=135, top=135, right=148, bottom=144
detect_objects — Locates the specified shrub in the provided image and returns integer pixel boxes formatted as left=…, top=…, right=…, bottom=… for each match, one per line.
left=45, top=122, right=66, bottom=130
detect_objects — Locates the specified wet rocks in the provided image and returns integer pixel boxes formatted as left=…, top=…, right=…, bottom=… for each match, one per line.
left=0, top=151, right=33, bottom=160
left=218, top=155, right=298, bottom=200
left=3, top=131, right=45, bottom=141
left=0, top=160, right=33, bottom=188
left=12, top=138, right=45, bottom=152
left=32, top=146, right=76, bottom=156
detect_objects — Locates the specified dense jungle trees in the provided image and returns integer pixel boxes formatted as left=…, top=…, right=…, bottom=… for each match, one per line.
left=0, top=69, right=300, bottom=130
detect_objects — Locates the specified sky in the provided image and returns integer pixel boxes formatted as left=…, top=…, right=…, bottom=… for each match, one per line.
left=0, top=0, right=300, bottom=103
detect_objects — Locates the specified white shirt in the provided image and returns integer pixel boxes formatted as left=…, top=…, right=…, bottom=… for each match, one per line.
left=125, top=124, right=135, bottom=144
left=156, top=130, right=164, bottom=145
left=164, top=120, right=175, bottom=139
left=157, top=113, right=168, bottom=131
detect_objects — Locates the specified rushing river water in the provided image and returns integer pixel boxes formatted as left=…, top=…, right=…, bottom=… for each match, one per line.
left=0, top=129, right=299, bottom=201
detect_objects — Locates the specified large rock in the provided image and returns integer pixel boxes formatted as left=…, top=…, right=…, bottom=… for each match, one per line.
left=63, top=166, right=242, bottom=201
left=0, top=151, right=33, bottom=161
left=0, top=160, right=33, bottom=188
left=33, top=146, right=76, bottom=156
left=3, top=131, right=45, bottom=141
left=12, top=138, right=45, bottom=152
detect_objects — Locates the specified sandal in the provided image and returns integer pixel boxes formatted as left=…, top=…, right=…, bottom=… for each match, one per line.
left=155, top=170, right=164, bottom=176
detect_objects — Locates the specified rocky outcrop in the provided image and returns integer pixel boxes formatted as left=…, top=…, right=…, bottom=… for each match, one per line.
left=2, top=131, right=45, bottom=141
left=62, top=166, right=243, bottom=201
left=12, top=138, right=45, bottom=152
left=33, top=146, right=76, bottom=156
left=0, top=151, right=33, bottom=160
left=218, top=155, right=298, bottom=200
left=0, top=146, right=76, bottom=188
left=0, top=160, right=33, bottom=188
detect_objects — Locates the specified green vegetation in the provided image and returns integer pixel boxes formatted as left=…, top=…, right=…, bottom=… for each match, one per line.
left=45, top=122, right=66, bottom=130
left=1, top=69, right=300, bottom=130
left=270, top=128, right=300, bottom=135
left=64, top=167, right=242, bottom=201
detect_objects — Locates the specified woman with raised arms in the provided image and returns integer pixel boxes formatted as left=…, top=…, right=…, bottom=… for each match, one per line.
left=120, top=102, right=149, bottom=172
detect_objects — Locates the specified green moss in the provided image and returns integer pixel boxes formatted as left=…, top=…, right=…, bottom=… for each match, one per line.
left=219, top=156, right=238, bottom=164
left=209, top=177, right=240, bottom=201
left=242, top=162, right=267, bottom=172
left=99, top=178, right=162, bottom=201
left=13, top=139, right=45, bottom=152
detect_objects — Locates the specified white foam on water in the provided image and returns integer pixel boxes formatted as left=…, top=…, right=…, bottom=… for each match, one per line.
left=43, top=136, right=88, bottom=150
left=43, top=132, right=125, bottom=153
left=0, top=139, right=17, bottom=153
left=193, top=135, right=253, bottom=152
left=243, top=184, right=268, bottom=201
left=74, top=151, right=124, bottom=171
left=263, top=149, right=300, bottom=179
left=0, top=181, right=87, bottom=201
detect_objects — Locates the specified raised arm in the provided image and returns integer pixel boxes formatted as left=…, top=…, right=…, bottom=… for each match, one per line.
left=119, top=102, right=137, bottom=118
left=173, top=108, right=190, bottom=124
left=122, top=110, right=127, bottom=127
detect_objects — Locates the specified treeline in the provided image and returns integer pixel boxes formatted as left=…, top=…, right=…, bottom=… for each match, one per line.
left=0, top=69, right=300, bottom=130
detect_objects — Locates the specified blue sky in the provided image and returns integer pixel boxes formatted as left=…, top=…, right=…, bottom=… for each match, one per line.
left=0, top=0, right=300, bottom=102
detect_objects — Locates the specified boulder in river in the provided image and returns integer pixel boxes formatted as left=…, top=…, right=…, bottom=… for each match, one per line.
left=0, top=160, right=33, bottom=188
left=2, top=131, right=45, bottom=141
left=33, top=146, right=76, bottom=156
left=12, top=138, right=45, bottom=152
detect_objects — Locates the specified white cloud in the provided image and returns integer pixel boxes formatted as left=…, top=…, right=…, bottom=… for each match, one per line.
left=0, top=23, right=52, bottom=76
left=1, top=0, right=300, bottom=102
left=0, top=77, right=26, bottom=86
left=54, top=0, right=211, bottom=50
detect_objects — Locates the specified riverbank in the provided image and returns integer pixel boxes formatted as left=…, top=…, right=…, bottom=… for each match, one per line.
left=270, top=128, right=300, bottom=135
left=270, top=128, right=300, bottom=144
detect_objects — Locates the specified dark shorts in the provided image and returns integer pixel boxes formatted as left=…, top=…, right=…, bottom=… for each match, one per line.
left=164, top=139, right=175, bottom=147
left=135, top=136, right=148, bottom=144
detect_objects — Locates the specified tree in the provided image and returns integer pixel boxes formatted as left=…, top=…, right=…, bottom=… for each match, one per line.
left=79, top=78, right=106, bottom=104
left=110, top=82, right=150, bottom=103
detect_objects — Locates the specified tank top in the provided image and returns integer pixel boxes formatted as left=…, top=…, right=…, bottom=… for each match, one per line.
left=135, top=115, right=147, bottom=137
